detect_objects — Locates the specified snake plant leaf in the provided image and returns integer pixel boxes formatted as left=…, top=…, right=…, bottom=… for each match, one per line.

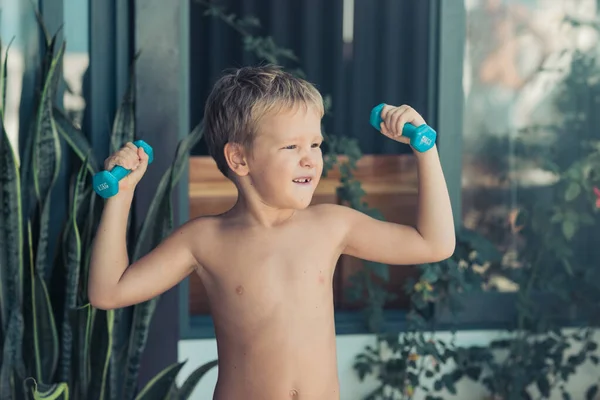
left=0, top=37, right=24, bottom=344
left=26, top=380, right=69, bottom=400
left=32, top=41, right=65, bottom=281
left=58, top=159, right=88, bottom=384
left=0, top=310, right=26, bottom=400
left=133, top=362, right=185, bottom=400
left=53, top=106, right=98, bottom=174
left=0, top=114, right=23, bottom=338
left=110, top=68, right=135, bottom=153
left=1, top=37, right=15, bottom=120
left=176, top=359, right=218, bottom=399
left=88, top=309, right=114, bottom=400
left=80, top=188, right=100, bottom=304
left=31, top=4, right=52, bottom=50
left=28, top=219, right=60, bottom=384
left=74, top=303, right=93, bottom=399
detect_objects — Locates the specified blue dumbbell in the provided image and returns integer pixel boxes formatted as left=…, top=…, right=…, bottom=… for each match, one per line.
left=93, top=140, right=154, bottom=198
left=370, top=103, right=436, bottom=152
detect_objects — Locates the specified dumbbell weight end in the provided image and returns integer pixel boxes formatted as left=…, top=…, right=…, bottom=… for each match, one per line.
left=93, top=140, right=154, bottom=199
left=370, top=103, right=437, bottom=152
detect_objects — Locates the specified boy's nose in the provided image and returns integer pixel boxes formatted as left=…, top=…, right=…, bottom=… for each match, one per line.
left=300, top=157, right=311, bottom=168
left=300, top=154, right=315, bottom=168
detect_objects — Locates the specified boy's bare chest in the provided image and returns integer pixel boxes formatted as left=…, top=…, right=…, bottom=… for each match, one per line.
left=200, top=226, right=340, bottom=294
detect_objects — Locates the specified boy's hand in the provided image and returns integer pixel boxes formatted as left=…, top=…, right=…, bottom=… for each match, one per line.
left=103, top=142, right=149, bottom=193
left=378, top=105, right=427, bottom=145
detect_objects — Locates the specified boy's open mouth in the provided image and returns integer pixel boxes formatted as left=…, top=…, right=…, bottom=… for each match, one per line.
left=293, top=177, right=312, bottom=184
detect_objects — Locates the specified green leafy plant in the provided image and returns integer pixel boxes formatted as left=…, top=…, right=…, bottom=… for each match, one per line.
left=0, top=11, right=216, bottom=400
left=354, top=19, right=600, bottom=400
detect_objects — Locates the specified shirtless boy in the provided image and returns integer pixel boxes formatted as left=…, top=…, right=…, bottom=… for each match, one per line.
left=88, top=65, right=455, bottom=399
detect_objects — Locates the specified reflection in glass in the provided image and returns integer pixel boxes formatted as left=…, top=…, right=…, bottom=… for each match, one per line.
left=462, top=0, right=600, bottom=291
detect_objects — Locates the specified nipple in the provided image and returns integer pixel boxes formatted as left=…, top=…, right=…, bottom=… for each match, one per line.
left=289, top=389, right=298, bottom=398
left=235, top=285, right=244, bottom=295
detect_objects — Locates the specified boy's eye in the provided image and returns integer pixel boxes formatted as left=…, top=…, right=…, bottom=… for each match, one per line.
left=312, top=143, right=321, bottom=148
left=283, top=145, right=297, bottom=149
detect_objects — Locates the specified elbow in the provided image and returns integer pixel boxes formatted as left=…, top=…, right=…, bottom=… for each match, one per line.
left=439, top=242, right=456, bottom=261
left=88, top=288, right=119, bottom=310
left=430, top=239, right=456, bottom=262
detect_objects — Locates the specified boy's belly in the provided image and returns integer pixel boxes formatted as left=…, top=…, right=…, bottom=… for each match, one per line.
left=213, top=340, right=340, bottom=400
left=210, top=294, right=340, bottom=399
left=213, top=357, right=340, bottom=399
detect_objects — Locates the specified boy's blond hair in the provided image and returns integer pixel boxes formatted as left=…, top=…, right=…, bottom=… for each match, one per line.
left=203, top=64, right=324, bottom=178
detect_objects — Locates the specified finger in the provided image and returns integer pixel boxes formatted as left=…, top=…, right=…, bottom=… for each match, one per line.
left=380, top=122, right=391, bottom=137
left=138, top=147, right=148, bottom=162
left=388, top=106, right=407, bottom=137
left=123, top=147, right=142, bottom=168
left=124, top=142, right=137, bottom=152
left=394, top=106, right=413, bottom=136
left=380, top=105, right=394, bottom=121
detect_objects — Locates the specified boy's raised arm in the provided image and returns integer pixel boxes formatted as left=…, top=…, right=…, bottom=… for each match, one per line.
left=338, top=105, right=455, bottom=265
left=88, top=143, right=197, bottom=310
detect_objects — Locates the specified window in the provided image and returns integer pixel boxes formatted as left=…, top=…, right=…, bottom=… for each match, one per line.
left=183, top=0, right=436, bottom=337
left=462, top=0, right=600, bottom=293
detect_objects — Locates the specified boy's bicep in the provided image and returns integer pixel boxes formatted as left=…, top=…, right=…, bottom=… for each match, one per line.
left=110, top=226, right=198, bottom=308
left=338, top=206, right=438, bottom=265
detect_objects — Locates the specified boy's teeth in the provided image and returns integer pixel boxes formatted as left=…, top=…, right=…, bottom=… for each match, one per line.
left=294, top=178, right=310, bottom=183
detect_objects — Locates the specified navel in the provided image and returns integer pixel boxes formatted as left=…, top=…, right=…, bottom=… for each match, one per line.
left=235, top=285, right=244, bottom=295
left=289, top=389, right=298, bottom=398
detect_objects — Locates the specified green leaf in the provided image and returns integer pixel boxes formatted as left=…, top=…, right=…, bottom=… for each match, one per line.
left=176, top=359, right=218, bottom=399
left=75, top=304, right=93, bottom=399
left=465, top=366, right=481, bottom=381
left=587, top=385, right=598, bottom=400
left=110, top=65, right=136, bottom=153
left=0, top=106, right=23, bottom=336
left=366, top=262, right=389, bottom=281
left=89, top=309, right=114, bottom=400
left=53, top=107, right=98, bottom=174
left=579, top=213, right=596, bottom=226
left=537, top=376, right=550, bottom=397
left=27, top=380, right=69, bottom=400
left=0, top=310, right=26, bottom=400
left=58, top=160, right=88, bottom=383
left=1, top=37, right=15, bottom=120
left=29, top=221, right=60, bottom=384
left=32, top=42, right=65, bottom=281
left=134, top=362, right=185, bottom=400
left=562, top=220, right=576, bottom=240
left=565, top=182, right=581, bottom=201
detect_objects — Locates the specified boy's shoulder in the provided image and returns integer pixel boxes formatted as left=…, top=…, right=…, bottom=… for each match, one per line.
left=306, top=203, right=360, bottom=219
left=304, top=203, right=362, bottom=229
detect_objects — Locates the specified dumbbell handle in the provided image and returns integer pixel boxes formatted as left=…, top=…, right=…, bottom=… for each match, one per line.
left=93, top=140, right=154, bottom=198
left=370, top=103, right=436, bottom=152
left=108, top=165, right=130, bottom=181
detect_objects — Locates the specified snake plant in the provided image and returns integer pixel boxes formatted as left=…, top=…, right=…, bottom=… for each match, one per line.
left=0, top=13, right=216, bottom=400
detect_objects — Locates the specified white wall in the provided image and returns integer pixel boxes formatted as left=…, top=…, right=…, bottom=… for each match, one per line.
left=177, top=330, right=600, bottom=399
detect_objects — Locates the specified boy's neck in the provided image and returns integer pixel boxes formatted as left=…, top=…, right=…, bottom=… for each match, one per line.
left=226, top=192, right=297, bottom=228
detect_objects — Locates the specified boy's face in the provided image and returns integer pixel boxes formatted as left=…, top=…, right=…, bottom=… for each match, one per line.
left=246, top=105, right=323, bottom=210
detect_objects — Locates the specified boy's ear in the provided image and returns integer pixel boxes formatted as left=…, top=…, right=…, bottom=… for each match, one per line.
left=224, top=142, right=249, bottom=177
